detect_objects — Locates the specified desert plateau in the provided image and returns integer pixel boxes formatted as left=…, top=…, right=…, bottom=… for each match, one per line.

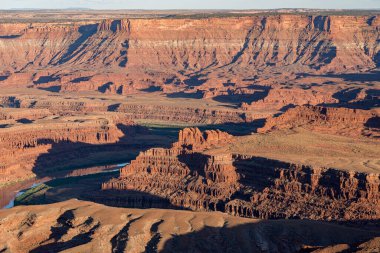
left=0, top=7, right=379, bottom=253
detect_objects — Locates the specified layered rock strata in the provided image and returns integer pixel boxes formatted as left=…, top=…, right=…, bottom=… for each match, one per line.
left=0, top=114, right=137, bottom=185
left=116, top=104, right=254, bottom=124
left=0, top=15, right=378, bottom=98
left=0, top=94, right=255, bottom=124
left=103, top=128, right=380, bottom=221
left=1, top=199, right=379, bottom=253
left=259, top=105, right=380, bottom=137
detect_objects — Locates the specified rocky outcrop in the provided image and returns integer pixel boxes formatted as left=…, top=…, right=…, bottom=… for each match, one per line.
left=116, top=104, right=254, bottom=124
left=176, top=127, right=233, bottom=150
left=0, top=113, right=137, bottom=185
left=0, top=94, right=255, bottom=124
left=259, top=105, right=380, bottom=137
left=1, top=200, right=379, bottom=253
left=242, top=87, right=338, bottom=111
left=0, top=15, right=378, bottom=97
left=103, top=128, right=380, bottom=221
left=0, top=108, right=52, bottom=121
left=98, top=19, right=131, bottom=33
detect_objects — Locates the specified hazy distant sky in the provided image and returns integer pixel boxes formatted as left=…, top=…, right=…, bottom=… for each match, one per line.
left=3, top=0, right=380, bottom=10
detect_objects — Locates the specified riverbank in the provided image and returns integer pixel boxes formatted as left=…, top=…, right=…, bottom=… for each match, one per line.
left=1, top=162, right=129, bottom=209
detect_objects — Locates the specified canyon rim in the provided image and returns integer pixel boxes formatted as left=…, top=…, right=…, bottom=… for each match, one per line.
left=0, top=7, right=379, bottom=253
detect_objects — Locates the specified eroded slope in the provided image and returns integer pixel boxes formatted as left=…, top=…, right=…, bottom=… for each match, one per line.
left=103, top=127, right=380, bottom=221
left=0, top=199, right=379, bottom=253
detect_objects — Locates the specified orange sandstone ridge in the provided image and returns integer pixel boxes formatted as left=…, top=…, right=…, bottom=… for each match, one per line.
left=259, top=105, right=380, bottom=138
left=0, top=12, right=379, bottom=252
left=0, top=15, right=378, bottom=104
left=1, top=199, right=379, bottom=253
left=103, top=127, right=380, bottom=221
left=0, top=112, right=138, bottom=185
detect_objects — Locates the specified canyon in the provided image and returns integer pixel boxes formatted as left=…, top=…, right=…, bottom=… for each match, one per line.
left=103, top=127, right=380, bottom=221
left=0, top=13, right=379, bottom=111
left=0, top=9, right=379, bottom=253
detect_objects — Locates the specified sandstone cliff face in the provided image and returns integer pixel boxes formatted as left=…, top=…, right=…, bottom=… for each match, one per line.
left=1, top=200, right=379, bottom=253
left=0, top=113, right=136, bottom=185
left=0, top=94, right=254, bottom=124
left=243, top=87, right=338, bottom=111
left=0, top=15, right=378, bottom=95
left=103, top=128, right=380, bottom=221
left=259, top=105, right=380, bottom=137
left=116, top=104, right=252, bottom=124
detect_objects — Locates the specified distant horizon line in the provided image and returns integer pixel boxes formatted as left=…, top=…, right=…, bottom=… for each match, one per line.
left=2, top=8, right=380, bottom=11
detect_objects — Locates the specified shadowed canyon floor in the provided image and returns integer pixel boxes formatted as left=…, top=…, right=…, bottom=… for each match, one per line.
left=0, top=9, right=380, bottom=253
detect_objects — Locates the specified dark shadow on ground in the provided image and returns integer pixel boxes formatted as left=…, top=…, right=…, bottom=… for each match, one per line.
left=212, top=85, right=271, bottom=105
left=184, top=75, right=207, bottom=87
left=140, top=120, right=265, bottom=136
left=365, top=116, right=380, bottom=129
left=98, top=82, right=114, bottom=93
left=16, top=118, right=33, bottom=124
left=140, top=86, right=162, bottom=93
left=319, top=99, right=380, bottom=110
left=37, top=85, right=62, bottom=93
left=56, top=24, right=98, bottom=65
left=0, top=76, right=8, bottom=81
left=160, top=220, right=380, bottom=253
left=30, top=124, right=176, bottom=179
left=28, top=121, right=261, bottom=182
left=14, top=171, right=185, bottom=211
left=320, top=87, right=380, bottom=109
left=107, top=103, right=121, bottom=111
left=0, top=35, right=21, bottom=39
left=33, top=75, right=60, bottom=85
left=279, top=104, right=296, bottom=112
left=177, top=152, right=208, bottom=178
left=198, top=119, right=266, bottom=135
left=71, top=76, right=92, bottom=83
left=332, top=87, right=363, bottom=103
left=166, top=91, right=203, bottom=99
left=29, top=210, right=99, bottom=253
left=302, top=70, right=380, bottom=82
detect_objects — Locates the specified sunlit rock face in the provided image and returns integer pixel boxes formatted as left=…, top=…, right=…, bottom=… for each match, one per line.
left=0, top=15, right=378, bottom=96
left=103, top=127, right=380, bottom=221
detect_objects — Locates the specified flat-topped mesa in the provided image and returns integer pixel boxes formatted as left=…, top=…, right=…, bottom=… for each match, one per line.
left=0, top=15, right=379, bottom=95
left=259, top=105, right=380, bottom=137
left=0, top=115, right=137, bottom=185
left=243, top=87, right=338, bottom=111
left=0, top=124, right=122, bottom=150
left=98, top=19, right=131, bottom=33
left=175, top=127, right=233, bottom=150
left=104, top=128, right=239, bottom=210
left=117, top=104, right=252, bottom=124
left=119, top=127, right=234, bottom=178
left=103, top=128, right=380, bottom=221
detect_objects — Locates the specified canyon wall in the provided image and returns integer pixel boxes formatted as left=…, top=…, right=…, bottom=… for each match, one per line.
left=0, top=112, right=137, bottom=185
left=259, top=105, right=380, bottom=137
left=0, top=94, right=254, bottom=124
left=103, top=128, right=380, bottom=221
left=0, top=15, right=378, bottom=95
left=116, top=104, right=252, bottom=124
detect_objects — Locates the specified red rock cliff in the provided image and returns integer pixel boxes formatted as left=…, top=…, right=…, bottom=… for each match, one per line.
left=0, top=15, right=378, bottom=93
left=103, top=128, right=380, bottom=221
left=259, top=105, right=380, bottom=137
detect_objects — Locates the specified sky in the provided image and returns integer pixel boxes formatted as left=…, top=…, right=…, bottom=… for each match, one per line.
left=2, top=0, right=380, bottom=10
